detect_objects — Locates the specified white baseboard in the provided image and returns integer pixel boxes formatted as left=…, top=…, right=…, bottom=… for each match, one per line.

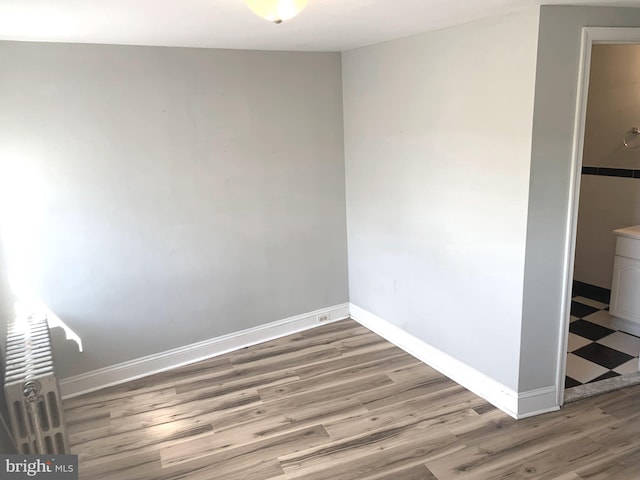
left=61, top=302, right=559, bottom=418
left=59, top=303, right=350, bottom=399
left=349, top=303, right=558, bottom=419
left=517, top=386, right=559, bottom=418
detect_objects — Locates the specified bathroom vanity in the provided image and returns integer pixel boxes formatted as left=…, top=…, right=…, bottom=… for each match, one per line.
left=610, top=225, right=640, bottom=337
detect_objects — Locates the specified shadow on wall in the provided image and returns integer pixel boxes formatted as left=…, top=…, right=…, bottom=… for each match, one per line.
left=0, top=236, right=17, bottom=453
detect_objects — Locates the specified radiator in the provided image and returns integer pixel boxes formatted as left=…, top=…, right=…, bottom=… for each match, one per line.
left=4, top=315, right=70, bottom=454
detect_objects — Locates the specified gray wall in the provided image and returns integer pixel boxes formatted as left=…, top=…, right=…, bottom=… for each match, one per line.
left=0, top=241, right=11, bottom=357
left=0, top=242, right=15, bottom=452
left=0, top=259, right=12, bottom=454
left=521, top=6, right=640, bottom=392
left=582, top=45, right=640, bottom=170
left=575, top=176, right=640, bottom=289
left=0, top=41, right=348, bottom=379
left=342, top=9, right=540, bottom=390
left=0, top=416, right=14, bottom=453
left=574, top=45, right=640, bottom=289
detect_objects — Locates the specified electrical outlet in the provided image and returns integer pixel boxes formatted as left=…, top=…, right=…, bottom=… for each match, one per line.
left=316, top=314, right=330, bottom=323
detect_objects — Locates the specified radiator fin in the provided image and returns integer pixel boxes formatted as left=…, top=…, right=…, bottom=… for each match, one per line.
left=4, top=316, right=70, bottom=454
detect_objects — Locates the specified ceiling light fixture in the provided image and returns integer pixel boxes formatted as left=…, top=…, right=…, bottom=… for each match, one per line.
left=245, top=0, right=308, bottom=24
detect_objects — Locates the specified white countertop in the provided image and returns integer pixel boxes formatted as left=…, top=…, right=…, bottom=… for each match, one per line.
left=614, top=225, right=640, bottom=240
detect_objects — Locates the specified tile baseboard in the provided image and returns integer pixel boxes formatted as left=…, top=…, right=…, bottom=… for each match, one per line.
left=572, top=280, right=611, bottom=304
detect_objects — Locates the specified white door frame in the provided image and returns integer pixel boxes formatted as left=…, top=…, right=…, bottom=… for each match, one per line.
left=558, top=27, right=640, bottom=406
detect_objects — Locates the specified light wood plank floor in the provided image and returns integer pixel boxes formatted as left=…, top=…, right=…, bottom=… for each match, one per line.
left=64, top=320, right=640, bottom=479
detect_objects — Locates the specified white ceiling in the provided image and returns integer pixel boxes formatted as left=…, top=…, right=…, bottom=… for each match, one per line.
left=0, top=0, right=639, bottom=52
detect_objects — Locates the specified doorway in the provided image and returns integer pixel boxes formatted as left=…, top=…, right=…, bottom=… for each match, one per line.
left=561, top=28, right=640, bottom=403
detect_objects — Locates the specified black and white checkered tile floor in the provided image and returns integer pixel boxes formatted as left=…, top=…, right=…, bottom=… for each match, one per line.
left=566, top=296, right=640, bottom=389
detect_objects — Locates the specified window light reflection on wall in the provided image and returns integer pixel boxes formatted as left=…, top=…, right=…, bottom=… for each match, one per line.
left=0, top=158, right=83, bottom=351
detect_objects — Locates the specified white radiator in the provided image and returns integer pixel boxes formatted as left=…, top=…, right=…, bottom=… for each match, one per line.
left=4, top=315, right=70, bottom=454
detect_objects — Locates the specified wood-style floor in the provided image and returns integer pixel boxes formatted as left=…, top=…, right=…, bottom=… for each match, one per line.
left=64, top=319, right=640, bottom=480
